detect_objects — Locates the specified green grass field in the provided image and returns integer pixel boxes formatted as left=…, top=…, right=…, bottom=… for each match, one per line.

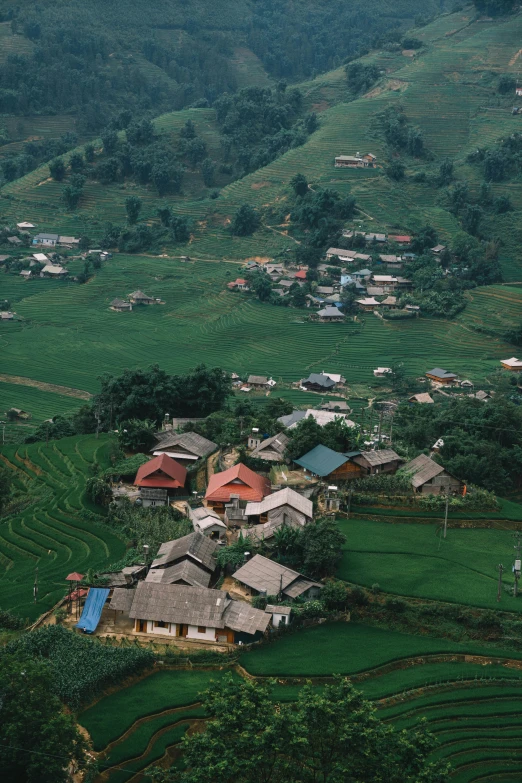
left=0, top=434, right=124, bottom=621
left=79, top=635, right=522, bottom=783
left=0, top=256, right=518, bottom=403
left=337, top=517, right=522, bottom=610
left=238, top=622, right=522, bottom=677
left=0, top=381, right=82, bottom=424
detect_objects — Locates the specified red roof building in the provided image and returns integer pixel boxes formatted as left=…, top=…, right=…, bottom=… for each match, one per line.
left=134, top=454, right=187, bottom=490
left=205, top=463, right=271, bottom=506
left=295, top=270, right=307, bottom=280
left=389, top=235, right=411, bottom=244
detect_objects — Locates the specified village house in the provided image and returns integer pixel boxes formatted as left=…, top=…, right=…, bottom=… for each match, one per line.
left=388, top=235, right=411, bottom=245
left=247, top=374, right=270, bottom=389
left=129, top=290, right=156, bottom=305
left=371, top=274, right=398, bottom=292
left=32, top=233, right=59, bottom=246
left=6, top=407, right=31, bottom=420
left=17, top=222, right=35, bottom=230
left=188, top=506, right=227, bottom=540
left=425, top=367, right=458, bottom=384
left=227, top=278, right=250, bottom=291
left=430, top=244, right=446, bottom=255
left=114, top=582, right=270, bottom=644
left=405, top=304, right=420, bottom=313
left=351, top=449, right=403, bottom=475
left=470, top=389, right=494, bottom=401
left=295, top=444, right=363, bottom=481
left=1, top=311, right=14, bottom=320
left=7, top=236, right=22, bottom=245
left=380, top=296, right=398, bottom=309
left=249, top=432, right=289, bottom=463
left=409, top=393, right=435, bottom=404
left=317, top=305, right=344, bottom=321
left=242, top=487, right=313, bottom=542
left=334, top=153, right=376, bottom=168
left=278, top=408, right=355, bottom=429
left=58, top=236, right=80, bottom=247
left=146, top=531, right=219, bottom=588
left=379, top=254, right=403, bottom=267
left=395, top=277, right=413, bottom=291
left=402, top=453, right=464, bottom=496
left=32, top=252, right=49, bottom=263
left=40, top=264, right=68, bottom=278
left=343, top=230, right=386, bottom=243
left=366, top=286, right=384, bottom=297
left=373, top=367, right=392, bottom=378
left=265, top=604, right=292, bottom=628
left=326, top=247, right=371, bottom=263
left=500, top=357, right=522, bottom=371
left=204, top=463, right=271, bottom=514
left=264, top=264, right=285, bottom=280
left=110, top=299, right=133, bottom=312
left=295, top=270, right=307, bottom=281
left=321, top=400, right=351, bottom=412
left=356, top=297, right=380, bottom=312
left=134, top=453, right=187, bottom=505
left=19, top=270, right=32, bottom=279
left=233, top=554, right=322, bottom=600
left=352, top=268, right=372, bottom=281
left=151, top=431, right=217, bottom=465
left=301, top=372, right=337, bottom=392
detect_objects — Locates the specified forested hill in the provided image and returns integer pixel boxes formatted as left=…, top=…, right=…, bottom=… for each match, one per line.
left=1, top=0, right=443, bottom=131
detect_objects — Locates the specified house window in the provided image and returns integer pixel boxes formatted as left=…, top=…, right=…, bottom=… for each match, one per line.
left=197, top=626, right=206, bottom=633
left=150, top=500, right=156, bottom=506
left=155, top=620, right=167, bottom=628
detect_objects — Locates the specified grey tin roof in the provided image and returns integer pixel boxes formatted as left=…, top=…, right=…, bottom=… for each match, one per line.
left=151, top=531, right=218, bottom=572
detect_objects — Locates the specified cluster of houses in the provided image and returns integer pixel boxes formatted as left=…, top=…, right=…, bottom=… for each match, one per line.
left=96, top=407, right=468, bottom=645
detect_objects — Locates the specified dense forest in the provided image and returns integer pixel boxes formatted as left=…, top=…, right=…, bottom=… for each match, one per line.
left=0, top=0, right=443, bottom=129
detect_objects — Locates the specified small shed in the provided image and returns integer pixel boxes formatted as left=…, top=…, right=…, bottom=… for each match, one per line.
left=409, top=393, right=434, bottom=404
left=402, top=453, right=464, bottom=496
left=265, top=604, right=291, bottom=628
left=110, top=299, right=133, bottom=312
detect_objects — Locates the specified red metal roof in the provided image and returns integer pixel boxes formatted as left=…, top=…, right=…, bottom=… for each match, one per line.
left=389, top=235, right=411, bottom=242
left=205, top=463, right=271, bottom=503
left=295, top=270, right=307, bottom=279
left=66, top=572, right=85, bottom=581
left=134, top=454, right=187, bottom=489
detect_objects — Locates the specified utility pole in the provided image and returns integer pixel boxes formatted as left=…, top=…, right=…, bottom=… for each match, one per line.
left=497, top=563, right=504, bottom=602
left=389, top=411, right=394, bottom=447
left=377, top=408, right=384, bottom=447
left=0, top=420, right=5, bottom=445
left=513, top=533, right=522, bottom=597
left=33, top=566, right=38, bottom=603
left=346, top=488, right=353, bottom=519
left=443, top=487, right=450, bottom=539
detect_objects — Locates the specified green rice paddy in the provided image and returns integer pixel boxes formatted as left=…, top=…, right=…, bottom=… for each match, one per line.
left=0, top=256, right=518, bottom=405
left=0, top=434, right=124, bottom=621
left=80, top=635, right=522, bottom=783
left=337, top=517, right=522, bottom=611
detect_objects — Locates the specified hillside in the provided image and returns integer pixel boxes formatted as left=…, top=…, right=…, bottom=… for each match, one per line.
left=2, top=7, right=522, bottom=282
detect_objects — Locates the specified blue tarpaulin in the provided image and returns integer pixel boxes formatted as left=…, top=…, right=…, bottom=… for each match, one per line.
left=75, top=587, right=110, bottom=633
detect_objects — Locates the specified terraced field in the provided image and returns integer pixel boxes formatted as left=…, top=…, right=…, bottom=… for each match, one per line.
left=0, top=256, right=517, bottom=400
left=0, top=434, right=125, bottom=621
left=337, top=516, right=522, bottom=611
left=79, top=636, right=522, bottom=783
left=0, top=380, right=82, bottom=428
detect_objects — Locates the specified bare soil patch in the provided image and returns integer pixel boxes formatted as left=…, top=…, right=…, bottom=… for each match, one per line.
left=251, top=181, right=270, bottom=190
left=0, top=373, right=92, bottom=400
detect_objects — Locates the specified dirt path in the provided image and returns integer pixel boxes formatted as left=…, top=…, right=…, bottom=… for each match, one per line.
left=0, top=374, right=92, bottom=400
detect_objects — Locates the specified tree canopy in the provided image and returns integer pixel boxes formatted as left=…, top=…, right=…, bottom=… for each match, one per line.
left=154, top=675, right=448, bottom=783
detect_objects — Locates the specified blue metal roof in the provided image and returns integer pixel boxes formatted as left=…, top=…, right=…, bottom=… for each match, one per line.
left=295, top=445, right=349, bottom=477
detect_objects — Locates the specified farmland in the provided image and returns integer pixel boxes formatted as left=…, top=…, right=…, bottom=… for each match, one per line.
left=78, top=635, right=522, bottom=783
left=337, top=517, right=522, bottom=611
left=0, top=434, right=124, bottom=621
left=1, top=256, right=519, bottom=412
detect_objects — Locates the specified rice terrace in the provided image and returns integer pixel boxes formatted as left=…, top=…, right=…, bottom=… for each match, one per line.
left=2, top=2, right=522, bottom=783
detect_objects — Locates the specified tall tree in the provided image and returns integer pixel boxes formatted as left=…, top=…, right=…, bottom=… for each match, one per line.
left=0, top=653, right=87, bottom=783
left=125, top=195, right=142, bottom=224
left=156, top=676, right=448, bottom=783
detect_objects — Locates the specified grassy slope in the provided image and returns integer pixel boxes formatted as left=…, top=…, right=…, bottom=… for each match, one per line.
left=0, top=434, right=125, bottom=620
left=239, top=621, right=522, bottom=677
left=3, top=10, right=522, bottom=280
left=1, top=255, right=520, bottom=403
left=337, top=517, right=522, bottom=611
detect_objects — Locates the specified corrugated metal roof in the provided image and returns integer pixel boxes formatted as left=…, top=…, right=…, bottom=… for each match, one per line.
left=153, top=431, right=217, bottom=458
left=402, top=453, right=445, bottom=487
left=356, top=449, right=401, bottom=467
left=223, top=600, right=270, bottom=634
left=233, top=554, right=318, bottom=597
left=251, top=432, right=288, bottom=460
left=294, top=445, right=349, bottom=477
left=129, top=582, right=229, bottom=626
left=245, top=487, right=312, bottom=518
left=109, top=587, right=136, bottom=612
left=152, top=531, right=218, bottom=571
left=205, top=463, right=271, bottom=503
left=145, top=559, right=211, bottom=588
